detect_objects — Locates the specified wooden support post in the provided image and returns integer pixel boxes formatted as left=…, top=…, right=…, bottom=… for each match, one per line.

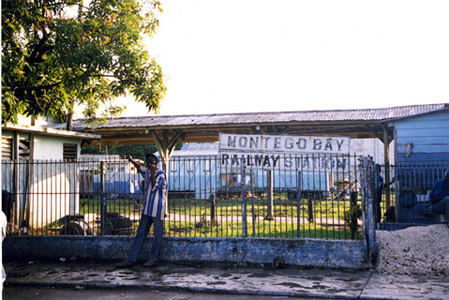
left=382, top=125, right=391, bottom=210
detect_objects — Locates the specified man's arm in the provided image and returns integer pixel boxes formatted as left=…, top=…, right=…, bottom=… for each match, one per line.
left=128, top=156, right=142, bottom=173
left=429, top=180, right=443, bottom=204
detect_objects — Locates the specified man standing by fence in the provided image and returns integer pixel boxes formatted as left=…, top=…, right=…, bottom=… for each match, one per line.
left=429, top=170, right=449, bottom=221
left=117, top=153, right=167, bottom=268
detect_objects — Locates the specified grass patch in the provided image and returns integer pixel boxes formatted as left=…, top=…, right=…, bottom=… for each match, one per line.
left=78, top=196, right=365, bottom=240
left=164, top=219, right=362, bottom=240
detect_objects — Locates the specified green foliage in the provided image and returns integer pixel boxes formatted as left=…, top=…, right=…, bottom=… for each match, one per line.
left=2, top=0, right=166, bottom=125
left=343, top=204, right=362, bottom=229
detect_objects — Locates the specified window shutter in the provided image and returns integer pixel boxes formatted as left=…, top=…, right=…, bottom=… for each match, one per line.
left=1, top=137, right=12, bottom=160
left=19, top=140, right=30, bottom=160
left=63, top=143, right=78, bottom=161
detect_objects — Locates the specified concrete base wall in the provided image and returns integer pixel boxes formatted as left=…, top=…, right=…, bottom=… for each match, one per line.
left=3, top=236, right=369, bottom=269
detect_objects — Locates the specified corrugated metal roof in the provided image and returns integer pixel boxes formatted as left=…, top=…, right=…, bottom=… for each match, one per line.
left=71, top=103, right=449, bottom=130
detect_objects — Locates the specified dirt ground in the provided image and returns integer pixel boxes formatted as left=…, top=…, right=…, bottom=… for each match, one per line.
left=376, top=224, right=449, bottom=276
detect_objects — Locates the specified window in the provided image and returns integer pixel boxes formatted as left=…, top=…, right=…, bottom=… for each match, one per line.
left=63, top=143, right=78, bottom=161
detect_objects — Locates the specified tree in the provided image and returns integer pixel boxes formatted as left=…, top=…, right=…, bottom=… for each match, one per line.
left=2, top=0, right=166, bottom=125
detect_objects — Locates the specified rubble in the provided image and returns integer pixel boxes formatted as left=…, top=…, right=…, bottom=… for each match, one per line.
left=376, top=224, right=449, bottom=276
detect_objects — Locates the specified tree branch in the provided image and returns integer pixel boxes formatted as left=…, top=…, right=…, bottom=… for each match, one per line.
left=13, top=81, right=63, bottom=97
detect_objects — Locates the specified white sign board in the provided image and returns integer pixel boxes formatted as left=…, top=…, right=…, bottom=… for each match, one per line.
left=219, top=133, right=350, bottom=154
left=219, top=133, right=351, bottom=171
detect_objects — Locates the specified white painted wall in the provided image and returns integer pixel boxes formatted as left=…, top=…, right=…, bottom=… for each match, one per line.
left=33, top=135, right=80, bottom=160
left=30, top=135, right=81, bottom=228
left=350, top=138, right=395, bottom=165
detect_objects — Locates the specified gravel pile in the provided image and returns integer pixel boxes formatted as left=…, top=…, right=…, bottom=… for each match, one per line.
left=375, top=224, right=449, bottom=277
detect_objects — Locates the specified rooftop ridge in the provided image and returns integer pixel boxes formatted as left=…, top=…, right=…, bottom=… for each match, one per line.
left=73, top=103, right=449, bottom=122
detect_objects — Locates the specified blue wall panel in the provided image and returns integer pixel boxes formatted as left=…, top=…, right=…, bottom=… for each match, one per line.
left=395, top=110, right=449, bottom=165
left=396, top=153, right=449, bottom=163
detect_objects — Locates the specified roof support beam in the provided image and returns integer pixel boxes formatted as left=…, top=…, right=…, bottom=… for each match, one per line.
left=364, top=124, right=383, bottom=141
left=152, top=129, right=185, bottom=171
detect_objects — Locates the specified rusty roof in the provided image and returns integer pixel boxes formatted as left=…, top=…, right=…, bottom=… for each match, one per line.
left=68, top=103, right=449, bottom=145
left=72, top=103, right=448, bottom=130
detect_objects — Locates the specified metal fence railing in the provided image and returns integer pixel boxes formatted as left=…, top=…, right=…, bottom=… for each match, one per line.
left=2, top=154, right=367, bottom=240
left=376, top=163, right=449, bottom=225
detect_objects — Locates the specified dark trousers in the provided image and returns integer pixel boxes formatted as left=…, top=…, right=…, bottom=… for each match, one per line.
left=431, top=196, right=449, bottom=217
left=128, top=214, right=163, bottom=263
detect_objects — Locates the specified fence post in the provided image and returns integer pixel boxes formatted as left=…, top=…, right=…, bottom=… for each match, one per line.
left=241, top=164, right=248, bottom=238
left=350, top=191, right=358, bottom=239
left=296, top=171, right=302, bottom=238
left=210, top=193, right=216, bottom=223
left=100, top=161, right=107, bottom=235
left=307, top=193, right=313, bottom=222
left=374, top=164, right=383, bottom=225
left=360, top=156, right=377, bottom=265
left=13, top=157, right=20, bottom=228
left=265, top=170, right=274, bottom=220
left=13, top=132, right=21, bottom=228
left=384, top=162, right=391, bottom=211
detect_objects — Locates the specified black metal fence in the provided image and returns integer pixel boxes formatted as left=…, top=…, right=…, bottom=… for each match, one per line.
left=376, top=163, right=449, bottom=226
left=2, top=154, right=369, bottom=240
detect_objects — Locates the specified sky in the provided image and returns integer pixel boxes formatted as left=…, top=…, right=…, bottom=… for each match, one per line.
left=118, top=0, right=449, bottom=117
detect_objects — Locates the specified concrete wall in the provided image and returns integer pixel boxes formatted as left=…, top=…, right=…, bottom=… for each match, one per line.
left=3, top=236, right=369, bottom=270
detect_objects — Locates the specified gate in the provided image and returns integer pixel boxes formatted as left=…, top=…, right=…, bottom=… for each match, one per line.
left=2, top=154, right=377, bottom=242
left=376, top=163, right=449, bottom=228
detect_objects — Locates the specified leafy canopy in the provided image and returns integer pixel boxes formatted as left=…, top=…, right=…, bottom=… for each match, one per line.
left=2, top=0, right=166, bottom=125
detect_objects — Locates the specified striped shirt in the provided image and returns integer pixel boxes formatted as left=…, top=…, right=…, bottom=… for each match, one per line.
left=140, top=167, right=167, bottom=220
